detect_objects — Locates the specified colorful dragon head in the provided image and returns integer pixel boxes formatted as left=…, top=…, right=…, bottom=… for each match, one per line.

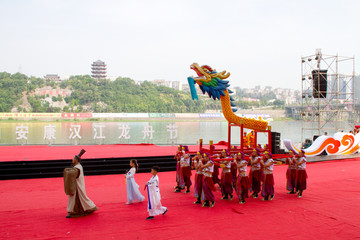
left=188, top=63, right=237, bottom=111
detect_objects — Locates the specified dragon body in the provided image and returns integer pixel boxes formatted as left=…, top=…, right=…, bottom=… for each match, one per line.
left=188, top=63, right=269, bottom=131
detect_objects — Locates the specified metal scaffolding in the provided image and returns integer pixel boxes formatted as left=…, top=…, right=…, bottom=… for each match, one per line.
left=301, top=49, right=355, bottom=143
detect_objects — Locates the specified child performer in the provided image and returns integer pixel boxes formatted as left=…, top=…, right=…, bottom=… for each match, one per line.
left=192, top=151, right=204, bottom=204
left=175, top=146, right=192, bottom=193
left=260, top=151, right=275, bottom=201
left=219, top=150, right=233, bottom=200
left=199, top=153, right=216, bottom=207
left=145, top=166, right=168, bottom=220
left=174, top=145, right=185, bottom=191
left=125, top=159, right=145, bottom=204
left=296, top=150, right=307, bottom=198
left=249, top=148, right=262, bottom=198
left=64, top=149, right=98, bottom=218
left=263, top=144, right=269, bottom=152
left=235, top=152, right=249, bottom=204
left=285, top=150, right=297, bottom=194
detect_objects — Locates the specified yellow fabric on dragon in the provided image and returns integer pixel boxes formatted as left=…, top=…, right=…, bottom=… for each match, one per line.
left=220, top=90, right=268, bottom=131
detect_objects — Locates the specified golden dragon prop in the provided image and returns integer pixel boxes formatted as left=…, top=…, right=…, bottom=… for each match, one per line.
left=188, top=63, right=269, bottom=131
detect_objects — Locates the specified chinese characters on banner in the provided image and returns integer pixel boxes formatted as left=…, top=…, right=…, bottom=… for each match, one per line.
left=93, top=124, right=106, bottom=144
left=166, top=124, right=178, bottom=140
left=142, top=124, right=154, bottom=140
left=12, top=123, right=179, bottom=145
left=69, top=125, right=82, bottom=140
left=16, top=124, right=28, bottom=145
left=118, top=124, right=131, bottom=141
left=43, top=125, right=56, bottom=144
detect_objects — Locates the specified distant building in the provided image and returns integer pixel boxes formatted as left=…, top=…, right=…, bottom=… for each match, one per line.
left=152, top=79, right=171, bottom=88
left=182, top=83, right=190, bottom=92
left=44, top=74, right=61, bottom=81
left=243, top=97, right=260, bottom=102
left=91, top=60, right=107, bottom=79
left=171, top=81, right=182, bottom=91
left=265, top=86, right=272, bottom=91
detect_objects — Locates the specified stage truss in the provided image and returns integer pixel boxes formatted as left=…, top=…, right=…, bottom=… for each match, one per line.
left=301, top=49, right=355, bottom=143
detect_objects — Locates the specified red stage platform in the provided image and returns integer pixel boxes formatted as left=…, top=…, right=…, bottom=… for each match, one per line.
left=0, top=159, right=359, bottom=239
left=0, top=144, right=201, bottom=162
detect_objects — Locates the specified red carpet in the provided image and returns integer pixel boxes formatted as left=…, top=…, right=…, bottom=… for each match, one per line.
left=0, top=144, right=198, bottom=162
left=1, top=159, right=360, bottom=240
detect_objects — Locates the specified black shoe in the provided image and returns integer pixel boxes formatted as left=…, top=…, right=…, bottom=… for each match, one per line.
left=253, top=193, right=258, bottom=199
left=239, top=199, right=245, bottom=204
left=229, top=194, right=233, bottom=201
left=288, top=190, right=295, bottom=194
left=210, top=201, right=215, bottom=207
left=202, top=201, right=210, bottom=207
left=221, top=195, right=229, bottom=200
left=261, top=196, right=269, bottom=201
left=174, top=189, right=181, bottom=193
left=185, top=189, right=190, bottom=193
left=269, top=195, right=274, bottom=200
left=66, top=213, right=83, bottom=218
left=174, top=186, right=180, bottom=189
left=193, top=200, right=202, bottom=204
left=146, top=216, right=154, bottom=220
left=162, top=209, right=168, bottom=215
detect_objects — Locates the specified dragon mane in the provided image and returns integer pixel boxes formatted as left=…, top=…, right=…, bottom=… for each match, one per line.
left=188, top=65, right=237, bottom=111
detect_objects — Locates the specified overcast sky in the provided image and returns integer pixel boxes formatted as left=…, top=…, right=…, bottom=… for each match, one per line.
left=0, top=0, right=359, bottom=89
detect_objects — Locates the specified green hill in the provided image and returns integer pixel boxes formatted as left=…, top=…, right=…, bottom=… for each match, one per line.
left=0, top=72, right=218, bottom=113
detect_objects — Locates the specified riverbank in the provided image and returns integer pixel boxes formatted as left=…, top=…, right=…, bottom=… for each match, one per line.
left=0, top=110, right=287, bottom=122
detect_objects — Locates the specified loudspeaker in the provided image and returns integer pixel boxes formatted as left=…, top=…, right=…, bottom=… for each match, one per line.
left=271, top=132, right=281, bottom=154
left=312, top=70, right=327, bottom=98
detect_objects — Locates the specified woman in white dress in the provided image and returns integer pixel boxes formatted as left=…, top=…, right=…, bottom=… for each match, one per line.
left=125, top=159, right=145, bottom=204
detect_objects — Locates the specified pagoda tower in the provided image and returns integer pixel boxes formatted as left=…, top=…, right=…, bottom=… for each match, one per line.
left=91, top=60, right=107, bottom=79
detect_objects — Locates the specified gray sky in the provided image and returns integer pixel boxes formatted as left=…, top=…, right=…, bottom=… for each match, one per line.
left=0, top=0, right=359, bottom=89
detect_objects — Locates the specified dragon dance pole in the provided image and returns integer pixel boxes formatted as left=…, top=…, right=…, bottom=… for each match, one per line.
left=240, top=124, right=244, bottom=152
left=267, top=126, right=272, bottom=154
left=227, top=123, right=231, bottom=152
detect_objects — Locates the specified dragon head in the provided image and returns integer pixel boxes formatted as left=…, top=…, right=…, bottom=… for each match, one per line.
left=190, top=63, right=230, bottom=83
left=188, top=63, right=235, bottom=107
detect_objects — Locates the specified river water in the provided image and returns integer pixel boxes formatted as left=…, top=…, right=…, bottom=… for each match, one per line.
left=0, top=120, right=354, bottom=146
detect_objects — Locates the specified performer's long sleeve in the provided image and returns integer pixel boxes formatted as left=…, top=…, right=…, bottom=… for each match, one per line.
left=126, top=168, right=136, bottom=179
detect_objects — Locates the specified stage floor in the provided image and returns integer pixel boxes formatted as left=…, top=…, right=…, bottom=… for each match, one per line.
left=0, top=159, right=359, bottom=239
